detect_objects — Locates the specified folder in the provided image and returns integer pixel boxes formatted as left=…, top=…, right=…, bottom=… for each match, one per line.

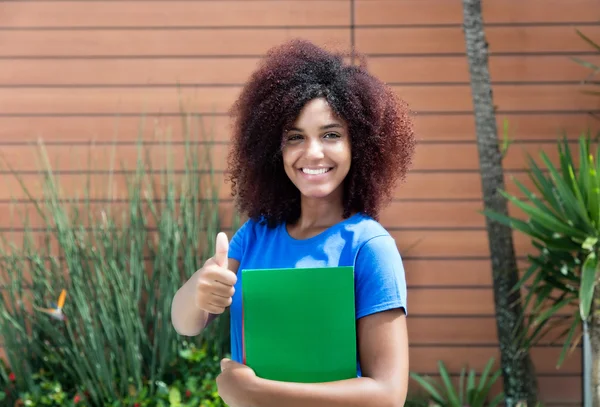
left=241, top=266, right=357, bottom=383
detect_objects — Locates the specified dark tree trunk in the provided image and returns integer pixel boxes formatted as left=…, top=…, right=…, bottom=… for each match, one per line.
left=461, top=0, right=539, bottom=405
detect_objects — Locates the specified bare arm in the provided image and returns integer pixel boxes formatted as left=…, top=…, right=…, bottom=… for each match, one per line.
left=246, top=308, right=409, bottom=407
left=171, top=256, right=240, bottom=336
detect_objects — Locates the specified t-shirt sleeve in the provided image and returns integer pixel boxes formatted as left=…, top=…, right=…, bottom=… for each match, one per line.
left=228, top=220, right=250, bottom=262
left=354, top=235, right=407, bottom=319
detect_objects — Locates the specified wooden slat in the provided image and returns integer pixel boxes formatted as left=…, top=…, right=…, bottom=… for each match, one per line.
left=0, top=141, right=575, bottom=173
left=0, top=115, right=233, bottom=142
left=369, top=55, right=600, bottom=83
left=6, top=0, right=594, bottom=29
left=0, top=255, right=575, bottom=317
left=356, top=0, right=600, bottom=25
left=0, top=1, right=350, bottom=28
left=4, top=55, right=598, bottom=85
left=406, top=288, right=575, bottom=316
left=0, top=197, right=533, bottom=231
left=391, top=229, right=535, bottom=259
left=408, top=316, right=581, bottom=347
left=0, top=200, right=485, bottom=229
left=401, top=170, right=588, bottom=201
left=0, top=84, right=596, bottom=115
left=404, top=259, right=493, bottom=287
left=0, top=29, right=350, bottom=57
left=537, top=377, right=581, bottom=404
left=0, top=171, right=546, bottom=201
left=0, top=113, right=595, bottom=143
left=3, top=26, right=597, bottom=57
left=0, top=200, right=237, bottom=230
left=357, top=26, right=600, bottom=54
left=0, top=58, right=263, bottom=86
left=409, top=346, right=580, bottom=375
left=0, top=214, right=551, bottom=259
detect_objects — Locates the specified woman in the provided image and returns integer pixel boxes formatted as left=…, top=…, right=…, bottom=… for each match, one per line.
left=171, top=39, right=416, bottom=407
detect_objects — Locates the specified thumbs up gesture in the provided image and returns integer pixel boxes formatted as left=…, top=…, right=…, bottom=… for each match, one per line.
left=195, top=232, right=237, bottom=315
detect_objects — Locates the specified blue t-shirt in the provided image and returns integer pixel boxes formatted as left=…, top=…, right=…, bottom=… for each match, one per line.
left=227, top=212, right=407, bottom=367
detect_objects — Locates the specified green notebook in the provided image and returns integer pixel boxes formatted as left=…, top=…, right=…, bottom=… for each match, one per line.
left=241, top=266, right=357, bottom=383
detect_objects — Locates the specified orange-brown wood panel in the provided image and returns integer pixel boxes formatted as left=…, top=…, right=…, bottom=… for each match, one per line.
left=400, top=171, right=567, bottom=200
left=0, top=200, right=237, bottom=230
left=5, top=55, right=598, bottom=86
left=3, top=26, right=598, bottom=58
left=409, top=346, right=580, bottom=375
left=369, top=55, right=600, bottom=84
left=408, top=316, right=581, bottom=347
left=356, top=0, right=600, bottom=25
left=0, top=29, right=350, bottom=57
left=0, top=58, right=263, bottom=86
left=0, top=171, right=544, bottom=201
left=0, top=116, right=233, bottom=142
left=0, top=1, right=351, bottom=28
left=0, top=198, right=538, bottom=233
left=391, top=229, right=538, bottom=259
left=415, top=113, right=598, bottom=142
left=0, top=141, right=576, bottom=173
left=404, top=259, right=493, bottom=287
left=406, top=288, right=575, bottom=317
left=0, top=201, right=485, bottom=230
left=0, top=113, right=596, bottom=143
left=357, top=26, right=600, bottom=54
left=1, top=84, right=597, bottom=115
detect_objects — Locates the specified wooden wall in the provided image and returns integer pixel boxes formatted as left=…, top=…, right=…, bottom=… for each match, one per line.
left=1, top=0, right=599, bottom=405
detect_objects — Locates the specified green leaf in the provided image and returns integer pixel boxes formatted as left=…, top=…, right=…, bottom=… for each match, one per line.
left=582, top=237, right=599, bottom=251
left=576, top=29, right=600, bottom=53
left=500, top=190, right=588, bottom=240
left=409, top=373, right=446, bottom=405
left=438, top=360, right=460, bottom=406
left=580, top=251, right=599, bottom=320
left=556, top=317, right=581, bottom=368
left=169, top=387, right=182, bottom=406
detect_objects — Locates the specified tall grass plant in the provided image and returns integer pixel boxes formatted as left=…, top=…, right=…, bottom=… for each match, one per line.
left=0, top=114, right=238, bottom=405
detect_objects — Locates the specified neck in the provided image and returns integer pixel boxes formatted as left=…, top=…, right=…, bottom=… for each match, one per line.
left=297, top=199, right=344, bottom=229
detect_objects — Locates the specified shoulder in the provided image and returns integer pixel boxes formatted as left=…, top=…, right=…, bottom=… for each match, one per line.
left=349, top=214, right=407, bottom=318
left=342, top=213, right=394, bottom=253
left=228, top=216, right=278, bottom=260
left=231, top=216, right=277, bottom=240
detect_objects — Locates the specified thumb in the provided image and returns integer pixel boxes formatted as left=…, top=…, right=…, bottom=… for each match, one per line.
left=214, top=232, right=229, bottom=269
left=220, top=357, right=232, bottom=372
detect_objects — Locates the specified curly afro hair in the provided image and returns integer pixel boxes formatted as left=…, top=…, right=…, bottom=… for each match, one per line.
left=227, top=39, right=416, bottom=227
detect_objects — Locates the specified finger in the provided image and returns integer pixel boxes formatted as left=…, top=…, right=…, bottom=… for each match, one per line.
left=211, top=283, right=235, bottom=298
left=221, top=358, right=232, bottom=372
left=214, top=271, right=237, bottom=289
left=208, top=293, right=233, bottom=308
left=214, top=232, right=229, bottom=269
left=203, top=302, right=226, bottom=314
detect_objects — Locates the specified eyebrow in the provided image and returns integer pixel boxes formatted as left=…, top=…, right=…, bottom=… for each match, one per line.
left=287, top=123, right=344, bottom=132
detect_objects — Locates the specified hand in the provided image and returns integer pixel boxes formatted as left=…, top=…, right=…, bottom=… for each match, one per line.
left=194, top=232, right=237, bottom=314
left=217, top=358, right=257, bottom=407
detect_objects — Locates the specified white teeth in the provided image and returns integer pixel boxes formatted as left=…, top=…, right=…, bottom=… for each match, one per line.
left=302, top=168, right=330, bottom=175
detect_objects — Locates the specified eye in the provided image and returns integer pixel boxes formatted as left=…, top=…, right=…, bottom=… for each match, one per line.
left=323, top=132, right=341, bottom=139
left=285, top=134, right=303, bottom=143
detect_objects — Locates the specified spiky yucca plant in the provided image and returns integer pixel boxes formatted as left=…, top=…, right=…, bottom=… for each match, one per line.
left=482, top=132, right=600, bottom=404
left=0, top=115, right=239, bottom=405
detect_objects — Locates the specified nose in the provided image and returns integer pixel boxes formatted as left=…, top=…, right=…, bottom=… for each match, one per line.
left=305, top=139, right=324, bottom=160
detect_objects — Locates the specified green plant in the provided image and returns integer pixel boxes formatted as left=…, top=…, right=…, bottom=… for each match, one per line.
left=0, top=114, right=238, bottom=405
left=410, top=357, right=503, bottom=407
left=481, top=133, right=600, bottom=366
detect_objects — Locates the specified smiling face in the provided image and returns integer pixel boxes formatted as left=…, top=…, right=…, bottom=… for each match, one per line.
left=281, top=98, right=351, bottom=204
